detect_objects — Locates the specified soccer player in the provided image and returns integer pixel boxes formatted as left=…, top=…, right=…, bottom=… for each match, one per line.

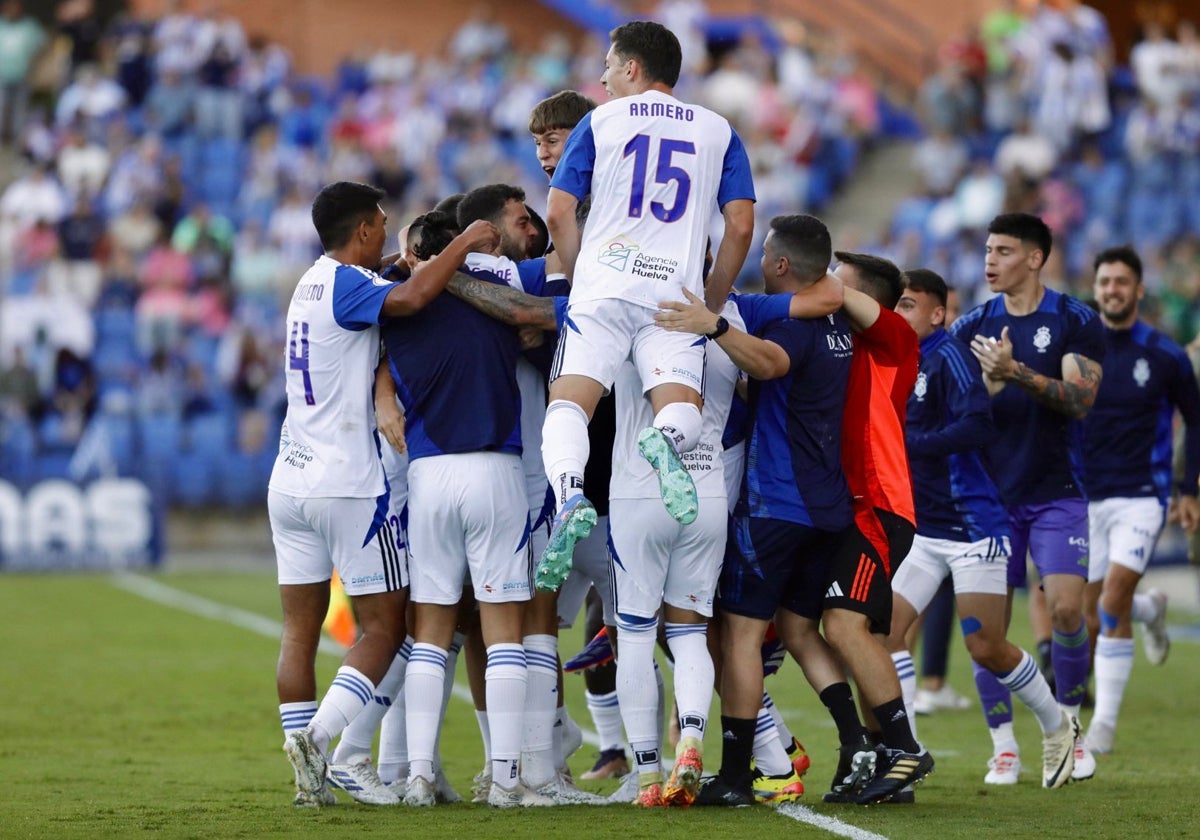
left=538, top=20, right=755, bottom=585
left=273, top=182, right=497, bottom=807
left=950, top=212, right=1105, bottom=782
left=1082, top=245, right=1200, bottom=754
left=888, top=269, right=1077, bottom=789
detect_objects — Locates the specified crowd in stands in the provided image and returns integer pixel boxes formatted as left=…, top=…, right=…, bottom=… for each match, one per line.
left=0, top=0, right=1195, bottom=512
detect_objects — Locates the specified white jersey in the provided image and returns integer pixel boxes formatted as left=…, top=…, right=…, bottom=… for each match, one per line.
left=551, top=89, right=755, bottom=310
left=269, top=255, right=393, bottom=499
left=609, top=299, right=743, bottom=499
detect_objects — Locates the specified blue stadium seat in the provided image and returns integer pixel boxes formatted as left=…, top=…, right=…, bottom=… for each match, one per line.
left=137, top=413, right=182, bottom=502
left=173, top=412, right=233, bottom=507
left=0, top=416, right=38, bottom=488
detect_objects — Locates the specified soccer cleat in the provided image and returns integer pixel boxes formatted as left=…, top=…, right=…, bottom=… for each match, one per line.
left=752, top=768, right=805, bottom=803
left=1142, top=589, right=1170, bottom=666
left=536, top=775, right=609, bottom=805
left=433, top=767, right=463, bottom=803
left=561, top=714, right=584, bottom=762
left=884, top=787, right=915, bottom=804
left=470, top=764, right=492, bottom=804
left=822, top=741, right=877, bottom=802
left=694, top=775, right=755, bottom=807
left=786, top=737, right=811, bottom=777
left=564, top=627, right=615, bottom=673
left=634, top=775, right=665, bottom=808
left=284, top=728, right=327, bottom=800
left=293, top=782, right=338, bottom=808
left=1071, top=739, right=1096, bottom=782
left=1083, top=720, right=1114, bottom=755
left=984, top=751, right=1021, bottom=785
left=608, top=770, right=639, bottom=803
left=636, top=427, right=698, bottom=525
left=386, top=779, right=408, bottom=799
left=325, top=757, right=401, bottom=805
left=913, top=685, right=972, bottom=715
left=1041, top=711, right=1078, bottom=789
left=536, top=494, right=597, bottom=592
left=663, top=736, right=703, bottom=807
left=488, top=781, right=557, bottom=808
left=580, top=748, right=629, bottom=780
left=403, top=776, right=436, bottom=807
left=854, top=749, right=934, bottom=805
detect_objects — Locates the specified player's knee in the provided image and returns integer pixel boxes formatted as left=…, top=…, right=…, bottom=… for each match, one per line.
left=962, top=622, right=1006, bottom=670
left=653, top=401, right=702, bottom=453
left=1048, top=600, right=1083, bottom=630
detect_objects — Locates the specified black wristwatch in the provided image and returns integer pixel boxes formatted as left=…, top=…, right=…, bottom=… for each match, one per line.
left=706, top=316, right=730, bottom=340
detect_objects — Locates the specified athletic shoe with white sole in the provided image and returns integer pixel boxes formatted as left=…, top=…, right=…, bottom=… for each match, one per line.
left=608, top=770, right=639, bottom=804
left=326, top=757, right=401, bottom=805
left=1083, top=720, right=1114, bottom=755
left=984, top=751, right=1021, bottom=785
left=284, top=728, right=327, bottom=800
left=1071, top=739, right=1096, bottom=782
left=637, top=427, right=698, bottom=525
left=403, top=776, right=436, bottom=807
left=536, top=494, right=597, bottom=592
left=293, top=783, right=338, bottom=808
left=1041, top=712, right=1078, bottom=789
left=535, top=775, right=609, bottom=805
left=488, top=781, right=556, bottom=808
left=913, top=685, right=972, bottom=715
left=432, top=767, right=462, bottom=803
left=1142, top=589, right=1170, bottom=666
left=470, top=764, right=492, bottom=804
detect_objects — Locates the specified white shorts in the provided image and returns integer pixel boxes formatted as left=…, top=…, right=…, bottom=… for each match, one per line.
left=608, top=496, right=726, bottom=619
left=551, top=297, right=704, bottom=395
left=269, top=490, right=407, bottom=596
left=722, top=441, right=745, bottom=515
left=557, top=515, right=616, bottom=628
left=381, top=442, right=410, bottom=560
left=892, top=533, right=1011, bottom=611
left=407, top=452, right=533, bottom=605
left=1087, top=497, right=1165, bottom=583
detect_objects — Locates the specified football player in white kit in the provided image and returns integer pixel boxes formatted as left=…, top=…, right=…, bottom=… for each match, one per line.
left=273, top=181, right=498, bottom=807
left=537, top=20, right=756, bottom=588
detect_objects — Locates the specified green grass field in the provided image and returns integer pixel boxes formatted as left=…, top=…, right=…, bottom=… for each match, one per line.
left=3, top=570, right=1197, bottom=840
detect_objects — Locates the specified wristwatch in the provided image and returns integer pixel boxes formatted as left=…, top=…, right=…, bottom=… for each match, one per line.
left=706, top=316, right=729, bottom=340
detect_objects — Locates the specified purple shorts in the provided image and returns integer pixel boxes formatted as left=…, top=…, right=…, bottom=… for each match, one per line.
left=1006, top=498, right=1089, bottom=588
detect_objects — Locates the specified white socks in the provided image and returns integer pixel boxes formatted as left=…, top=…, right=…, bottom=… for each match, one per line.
left=405, top=643, right=448, bottom=782
left=522, top=634, right=560, bottom=788
left=891, top=650, right=918, bottom=740
left=664, top=622, right=712, bottom=744
left=486, top=643, right=528, bottom=791
left=652, top=402, right=702, bottom=455
left=988, top=721, right=1019, bottom=757
left=753, top=707, right=793, bottom=775
left=378, top=637, right=414, bottom=783
left=333, top=649, right=408, bottom=765
left=1092, top=636, right=1135, bottom=730
left=995, top=649, right=1063, bottom=735
left=586, top=690, right=625, bottom=753
left=309, top=666, right=375, bottom=754
left=542, top=399, right=589, bottom=504
left=616, top=617, right=661, bottom=777
left=279, top=700, right=317, bottom=737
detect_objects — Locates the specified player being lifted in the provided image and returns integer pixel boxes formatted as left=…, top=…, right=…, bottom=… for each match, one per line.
left=537, top=20, right=755, bottom=587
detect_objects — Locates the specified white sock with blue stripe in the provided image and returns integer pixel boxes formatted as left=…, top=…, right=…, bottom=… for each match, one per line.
left=405, top=643, right=448, bottom=783
left=616, top=615, right=661, bottom=778
left=334, top=648, right=409, bottom=765
left=664, top=622, right=712, bottom=743
left=585, top=690, right=625, bottom=753
left=433, top=632, right=464, bottom=775
left=486, top=643, right=528, bottom=790
left=309, top=665, right=376, bottom=755
left=890, top=650, right=918, bottom=740
left=521, top=634, right=560, bottom=788
left=1092, top=636, right=1134, bottom=731
left=378, top=636, right=414, bottom=783
left=997, top=649, right=1062, bottom=734
left=279, top=701, right=317, bottom=739
left=753, top=706, right=792, bottom=775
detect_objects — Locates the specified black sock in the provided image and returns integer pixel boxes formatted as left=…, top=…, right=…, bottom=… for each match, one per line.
left=820, top=683, right=868, bottom=746
left=873, top=698, right=920, bottom=754
left=717, top=715, right=756, bottom=788
left=1036, top=639, right=1053, bottom=670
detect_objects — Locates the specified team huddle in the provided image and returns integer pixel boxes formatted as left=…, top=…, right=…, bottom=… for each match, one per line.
left=267, top=21, right=1200, bottom=811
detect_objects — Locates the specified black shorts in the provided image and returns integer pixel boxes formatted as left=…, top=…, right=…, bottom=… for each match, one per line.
left=822, top=523, right=894, bottom=635
left=717, top=516, right=841, bottom=621
left=856, top=505, right=916, bottom=577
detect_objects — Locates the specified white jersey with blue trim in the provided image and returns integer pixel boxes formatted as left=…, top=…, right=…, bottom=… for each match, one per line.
left=551, top=89, right=755, bottom=310
left=269, top=255, right=392, bottom=499
left=609, top=300, right=744, bottom=500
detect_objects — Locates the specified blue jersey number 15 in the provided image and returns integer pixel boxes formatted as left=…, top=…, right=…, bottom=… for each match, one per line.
left=623, top=134, right=695, bottom=223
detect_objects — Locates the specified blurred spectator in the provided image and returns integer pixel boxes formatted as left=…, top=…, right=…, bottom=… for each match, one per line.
left=0, top=346, right=39, bottom=419
left=913, top=127, right=968, bottom=195
left=55, top=0, right=102, bottom=73
left=194, top=4, right=245, bottom=140
left=55, top=194, right=105, bottom=306
left=0, top=161, right=69, bottom=235
left=449, top=2, right=509, bottom=64
left=171, top=202, right=234, bottom=256
left=152, top=0, right=200, bottom=77
left=994, top=116, right=1058, bottom=180
left=144, top=68, right=196, bottom=138
left=918, top=57, right=980, bottom=134
left=107, top=1, right=153, bottom=106
left=0, top=0, right=47, bottom=145
left=45, top=346, right=97, bottom=445
left=57, top=124, right=111, bottom=198
left=1132, top=20, right=1184, bottom=109
left=136, top=346, right=185, bottom=418
left=109, top=197, right=162, bottom=258
left=267, top=185, right=321, bottom=271
left=54, top=63, right=127, bottom=133
left=230, top=219, right=283, bottom=303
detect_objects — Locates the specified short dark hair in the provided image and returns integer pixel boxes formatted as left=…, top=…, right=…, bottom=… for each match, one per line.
left=457, top=183, right=526, bottom=230
left=1093, top=244, right=1142, bottom=282
left=835, top=251, right=904, bottom=309
left=407, top=211, right=457, bottom=262
left=526, top=203, right=549, bottom=258
left=433, top=193, right=465, bottom=222
left=902, top=268, right=948, bottom=307
left=311, top=181, right=385, bottom=251
left=768, top=214, right=831, bottom=283
left=988, top=212, right=1053, bottom=263
left=528, top=90, right=597, bottom=134
left=610, top=21, right=682, bottom=88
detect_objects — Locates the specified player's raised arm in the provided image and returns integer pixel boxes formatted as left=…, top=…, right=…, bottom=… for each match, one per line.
left=703, top=198, right=755, bottom=312
left=446, top=272, right=559, bottom=330
left=381, top=220, right=499, bottom=317
left=546, top=186, right=581, bottom=281
left=972, top=327, right=1103, bottom=419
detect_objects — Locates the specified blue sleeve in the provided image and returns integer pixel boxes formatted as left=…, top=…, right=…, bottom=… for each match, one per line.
left=948, top=305, right=982, bottom=343
left=733, top=293, right=792, bottom=335
left=760, top=319, right=809, bottom=373
left=554, top=297, right=570, bottom=333
left=1168, top=345, right=1200, bottom=495
left=1066, top=305, right=1107, bottom=363
left=333, top=264, right=392, bottom=330
left=717, top=128, right=756, bottom=208
left=516, top=258, right=548, bottom=296
left=548, top=111, right=595, bottom=202
left=907, top=344, right=993, bottom=458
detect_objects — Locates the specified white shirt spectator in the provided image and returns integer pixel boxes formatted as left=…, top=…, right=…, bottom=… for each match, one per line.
left=0, top=167, right=68, bottom=228
left=56, top=132, right=110, bottom=199
left=994, top=123, right=1058, bottom=180
left=1132, top=25, right=1185, bottom=108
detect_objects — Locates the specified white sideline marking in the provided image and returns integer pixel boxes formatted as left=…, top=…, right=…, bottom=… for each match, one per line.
left=113, top=572, right=889, bottom=839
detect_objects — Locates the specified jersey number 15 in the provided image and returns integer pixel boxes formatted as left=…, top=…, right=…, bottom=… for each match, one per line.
left=624, top=134, right=695, bottom=223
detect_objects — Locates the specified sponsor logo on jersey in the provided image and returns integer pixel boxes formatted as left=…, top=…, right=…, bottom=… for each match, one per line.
left=914, top=371, right=928, bottom=401
left=1133, top=357, right=1150, bottom=387
left=598, top=235, right=639, bottom=272
left=1033, top=325, right=1052, bottom=353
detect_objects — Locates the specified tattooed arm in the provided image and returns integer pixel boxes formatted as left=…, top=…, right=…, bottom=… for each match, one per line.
left=445, top=272, right=558, bottom=330
left=971, top=327, right=1102, bottom=419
